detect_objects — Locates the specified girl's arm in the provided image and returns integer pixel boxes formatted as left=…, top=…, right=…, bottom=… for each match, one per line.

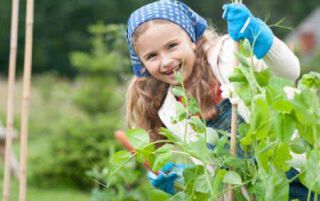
left=211, top=36, right=300, bottom=84
left=262, top=36, right=300, bottom=81
left=221, top=3, right=300, bottom=82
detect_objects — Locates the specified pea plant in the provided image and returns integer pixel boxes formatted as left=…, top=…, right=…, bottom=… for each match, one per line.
left=109, top=40, right=320, bottom=201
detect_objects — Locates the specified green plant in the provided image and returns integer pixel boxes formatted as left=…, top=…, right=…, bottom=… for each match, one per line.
left=110, top=39, right=320, bottom=201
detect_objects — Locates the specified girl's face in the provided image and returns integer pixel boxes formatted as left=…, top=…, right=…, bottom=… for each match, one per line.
left=135, top=22, right=196, bottom=85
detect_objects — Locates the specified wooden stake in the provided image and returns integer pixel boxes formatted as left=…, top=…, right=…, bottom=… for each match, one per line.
left=2, top=0, right=20, bottom=200
left=19, top=0, right=34, bottom=200
left=227, top=14, right=241, bottom=201
left=227, top=100, right=238, bottom=201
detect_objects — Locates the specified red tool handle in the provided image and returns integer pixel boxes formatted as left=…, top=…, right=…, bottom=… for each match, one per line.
left=115, top=130, right=158, bottom=175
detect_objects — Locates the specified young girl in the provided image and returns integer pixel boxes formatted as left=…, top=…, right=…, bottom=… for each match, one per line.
left=125, top=0, right=306, bottom=199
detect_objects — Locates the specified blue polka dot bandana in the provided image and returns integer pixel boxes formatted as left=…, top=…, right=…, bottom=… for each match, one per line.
left=127, top=0, right=208, bottom=77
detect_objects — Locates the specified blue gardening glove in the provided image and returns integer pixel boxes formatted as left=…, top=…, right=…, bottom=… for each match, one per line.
left=147, top=162, right=187, bottom=195
left=222, top=3, right=274, bottom=59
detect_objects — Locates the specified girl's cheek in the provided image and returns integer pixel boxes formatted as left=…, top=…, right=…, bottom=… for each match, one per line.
left=145, top=61, right=158, bottom=72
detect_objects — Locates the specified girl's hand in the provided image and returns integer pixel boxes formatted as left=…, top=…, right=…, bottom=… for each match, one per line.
left=222, top=3, right=274, bottom=59
left=147, top=162, right=187, bottom=195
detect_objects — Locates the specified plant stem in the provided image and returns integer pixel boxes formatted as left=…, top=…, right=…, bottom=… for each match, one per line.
left=107, top=153, right=137, bottom=187
left=313, top=126, right=318, bottom=148
left=178, top=69, right=191, bottom=165
left=180, top=79, right=189, bottom=144
left=171, top=150, right=191, bottom=157
left=307, top=189, right=311, bottom=201
left=216, top=178, right=254, bottom=197
left=143, top=139, right=174, bottom=149
left=204, top=163, right=215, bottom=197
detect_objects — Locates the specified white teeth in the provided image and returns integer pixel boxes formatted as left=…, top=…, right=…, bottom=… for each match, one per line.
left=164, top=64, right=181, bottom=75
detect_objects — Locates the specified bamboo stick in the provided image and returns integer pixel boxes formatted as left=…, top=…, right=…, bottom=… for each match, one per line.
left=227, top=96, right=238, bottom=201
left=2, top=0, right=20, bottom=200
left=19, top=0, right=34, bottom=200
left=227, top=1, right=242, bottom=200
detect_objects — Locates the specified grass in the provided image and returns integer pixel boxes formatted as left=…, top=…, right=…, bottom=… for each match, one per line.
left=0, top=177, right=90, bottom=201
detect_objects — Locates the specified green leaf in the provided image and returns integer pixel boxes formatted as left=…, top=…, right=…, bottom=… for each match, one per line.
left=176, top=102, right=187, bottom=121
left=296, top=124, right=315, bottom=145
left=224, top=156, right=245, bottom=170
left=172, top=86, right=185, bottom=97
left=189, top=116, right=206, bottom=133
left=212, top=169, right=227, bottom=200
left=251, top=95, right=271, bottom=140
left=292, top=90, right=318, bottom=125
left=183, top=165, right=205, bottom=195
left=169, top=192, right=187, bottom=201
left=148, top=189, right=170, bottom=201
left=266, top=76, right=293, bottom=102
left=139, top=144, right=156, bottom=166
left=127, top=128, right=150, bottom=150
left=256, top=140, right=274, bottom=171
left=298, top=71, right=320, bottom=89
left=299, top=150, right=320, bottom=193
left=229, top=67, right=247, bottom=83
left=155, top=144, right=174, bottom=154
left=263, top=167, right=289, bottom=201
left=240, top=131, right=253, bottom=146
left=274, top=113, right=296, bottom=143
left=194, top=175, right=210, bottom=193
left=206, top=127, right=219, bottom=145
left=272, top=143, right=292, bottom=171
left=254, top=68, right=271, bottom=87
left=183, top=165, right=205, bottom=182
left=110, top=150, right=131, bottom=166
left=214, top=136, right=229, bottom=156
left=223, top=171, right=242, bottom=185
left=239, top=123, right=250, bottom=138
left=293, top=102, right=317, bottom=125
left=174, top=71, right=183, bottom=84
left=189, top=96, right=201, bottom=116
left=290, top=137, right=310, bottom=154
left=159, top=127, right=179, bottom=141
left=182, top=136, right=207, bottom=161
left=152, top=152, right=172, bottom=171
left=271, top=100, right=293, bottom=113
left=239, top=39, right=251, bottom=57
left=234, top=82, right=252, bottom=106
left=235, top=52, right=250, bottom=68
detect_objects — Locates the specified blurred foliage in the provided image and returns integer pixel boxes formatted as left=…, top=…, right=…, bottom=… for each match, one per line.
left=70, top=23, right=130, bottom=114
left=86, top=161, right=150, bottom=201
left=28, top=23, right=150, bottom=201
left=304, top=50, right=320, bottom=74
left=29, top=23, right=129, bottom=189
left=1, top=0, right=319, bottom=76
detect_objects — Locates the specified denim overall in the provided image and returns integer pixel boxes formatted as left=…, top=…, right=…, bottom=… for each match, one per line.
left=205, top=98, right=317, bottom=201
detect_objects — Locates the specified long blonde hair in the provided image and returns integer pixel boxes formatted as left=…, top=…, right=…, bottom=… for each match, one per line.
left=126, top=20, right=220, bottom=141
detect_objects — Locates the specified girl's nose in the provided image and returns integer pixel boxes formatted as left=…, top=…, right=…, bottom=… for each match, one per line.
left=160, top=55, right=174, bottom=70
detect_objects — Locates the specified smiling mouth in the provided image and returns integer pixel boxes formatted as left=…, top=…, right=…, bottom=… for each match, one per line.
left=163, top=63, right=182, bottom=76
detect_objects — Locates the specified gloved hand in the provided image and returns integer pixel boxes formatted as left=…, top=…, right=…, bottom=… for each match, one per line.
left=147, top=162, right=187, bottom=195
left=222, top=3, right=274, bottom=59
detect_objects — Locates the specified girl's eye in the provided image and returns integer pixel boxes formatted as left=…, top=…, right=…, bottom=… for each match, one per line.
left=147, top=53, right=156, bottom=60
left=168, top=43, right=177, bottom=49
